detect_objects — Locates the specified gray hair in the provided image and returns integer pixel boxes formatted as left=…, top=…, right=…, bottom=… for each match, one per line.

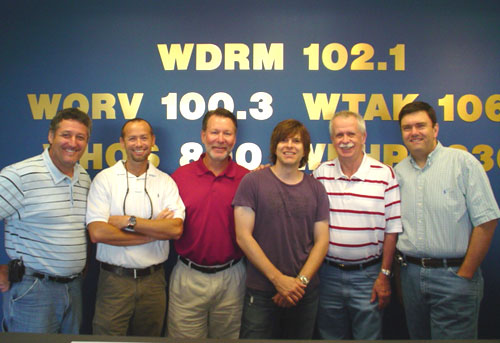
left=329, top=110, right=366, bottom=136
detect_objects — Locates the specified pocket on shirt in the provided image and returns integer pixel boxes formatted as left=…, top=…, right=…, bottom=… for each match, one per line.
left=440, top=188, right=467, bottom=222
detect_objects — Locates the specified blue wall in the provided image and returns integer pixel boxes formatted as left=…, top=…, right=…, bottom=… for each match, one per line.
left=1, top=0, right=499, bottom=338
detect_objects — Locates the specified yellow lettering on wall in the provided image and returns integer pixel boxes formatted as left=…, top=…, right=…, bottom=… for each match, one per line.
left=341, top=94, right=366, bottom=114
left=366, top=144, right=381, bottom=161
left=196, top=44, right=222, bottom=70
left=364, top=94, right=391, bottom=120
left=485, top=94, right=500, bottom=122
left=383, top=144, right=407, bottom=166
left=92, top=94, right=116, bottom=119
left=308, top=143, right=327, bottom=171
left=118, top=93, right=143, bottom=119
left=148, top=145, right=160, bottom=168
left=393, top=94, right=419, bottom=120
left=303, top=93, right=340, bottom=120
left=157, top=43, right=194, bottom=70
left=105, top=143, right=125, bottom=167
left=224, top=43, right=250, bottom=70
left=457, top=94, right=482, bottom=122
left=327, top=143, right=337, bottom=160
left=79, top=144, right=103, bottom=170
left=62, top=93, right=89, bottom=113
left=28, top=94, right=62, bottom=119
left=472, top=144, right=494, bottom=171
left=253, top=43, right=284, bottom=70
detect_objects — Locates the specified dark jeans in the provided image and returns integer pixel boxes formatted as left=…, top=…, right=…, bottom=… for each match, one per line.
left=239, top=286, right=319, bottom=339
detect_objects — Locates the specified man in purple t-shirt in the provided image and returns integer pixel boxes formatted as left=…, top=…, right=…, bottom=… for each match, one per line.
left=167, top=108, right=249, bottom=339
left=233, top=119, right=329, bottom=339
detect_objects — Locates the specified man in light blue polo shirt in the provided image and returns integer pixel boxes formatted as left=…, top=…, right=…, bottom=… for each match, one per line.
left=0, top=108, right=92, bottom=333
left=395, top=101, right=499, bottom=340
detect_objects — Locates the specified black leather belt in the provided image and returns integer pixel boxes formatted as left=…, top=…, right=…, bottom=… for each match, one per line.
left=404, top=254, right=464, bottom=268
left=101, top=262, right=163, bottom=278
left=28, top=271, right=81, bottom=284
left=180, top=256, right=241, bottom=274
left=324, top=256, right=382, bottom=271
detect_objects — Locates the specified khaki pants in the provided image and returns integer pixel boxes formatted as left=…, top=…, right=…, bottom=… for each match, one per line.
left=167, top=259, right=245, bottom=339
left=92, top=266, right=166, bottom=336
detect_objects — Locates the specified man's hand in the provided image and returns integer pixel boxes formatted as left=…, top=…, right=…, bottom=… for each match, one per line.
left=273, top=274, right=306, bottom=306
left=251, top=164, right=271, bottom=172
left=108, top=215, right=129, bottom=229
left=157, top=208, right=174, bottom=219
left=0, top=264, right=10, bottom=292
left=370, top=273, right=391, bottom=309
left=272, top=293, right=294, bottom=308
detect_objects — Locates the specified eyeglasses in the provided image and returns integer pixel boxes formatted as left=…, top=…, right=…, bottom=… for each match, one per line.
left=122, top=161, right=153, bottom=219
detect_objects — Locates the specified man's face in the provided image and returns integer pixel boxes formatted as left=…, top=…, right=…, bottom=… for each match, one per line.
left=275, top=133, right=304, bottom=168
left=120, top=121, right=155, bottom=163
left=48, top=119, right=89, bottom=176
left=400, top=110, right=438, bottom=159
left=331, top=116, right=366, bottom=162
left=201, top=115, right=236, bottom=162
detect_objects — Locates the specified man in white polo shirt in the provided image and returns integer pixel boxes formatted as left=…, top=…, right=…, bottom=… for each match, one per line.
left=0, top=108, right=92, bottom=333
left=86, top=118, right=184, bottom=336
left=313, top=110, right=402, bottom=340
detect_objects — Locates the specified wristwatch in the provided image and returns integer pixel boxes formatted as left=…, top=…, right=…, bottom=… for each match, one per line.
left=297, top=274, right=310, bottom=286
left=127, top=215, right=137, bottom=231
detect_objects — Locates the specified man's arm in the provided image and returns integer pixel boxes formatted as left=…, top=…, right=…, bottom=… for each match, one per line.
left=0, top=264, right=9, bottom=292
left=88, top=210, right=183, bottom=246
left=88, top=221, right=154, bottom=246
left=234, top=205, right=306, bottom=305
left=296, top=219, right=329, bottom=281
left=107, top=215, right=183, bottom=240
left=370, top=232, right=397, bottom=309
left=0, top=171, right=23, bottom=292
left=457, top=219, right=497, bottom=279
left=271, top=219, right=328, bottom=308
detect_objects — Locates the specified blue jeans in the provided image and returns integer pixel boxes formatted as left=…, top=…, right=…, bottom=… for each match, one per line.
left=2, top=273, right=82, bottom=333
left=400, top=262, right=483, bottom=339
left=316, top=262, right=382, bottom=340
left=239, top=286, right=319, bottom=339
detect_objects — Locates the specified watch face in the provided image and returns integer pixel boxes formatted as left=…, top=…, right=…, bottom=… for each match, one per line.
left=129, top=216, right=136, bottom=226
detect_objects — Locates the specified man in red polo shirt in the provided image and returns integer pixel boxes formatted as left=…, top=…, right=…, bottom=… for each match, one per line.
left=167, top=108, right=248, bottom=339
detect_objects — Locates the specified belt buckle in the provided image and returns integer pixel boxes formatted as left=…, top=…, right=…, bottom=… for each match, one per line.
left=421, top=258, right=431, bottom=268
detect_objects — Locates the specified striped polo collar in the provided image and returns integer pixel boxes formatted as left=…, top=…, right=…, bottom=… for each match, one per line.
left=335, top=153, right=370, bottom=181
left=43, top=147, right=80, bottom=185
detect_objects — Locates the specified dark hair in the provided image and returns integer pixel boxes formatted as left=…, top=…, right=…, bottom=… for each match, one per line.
left=398, top=101, right=437, bottom=127
left=201, top=107, right=237, bottom=131
left=49, top=108, right=92, bottom=136
left=121, top=118, right=154, bottom=138
left=270, top=119, right=311, bottom=168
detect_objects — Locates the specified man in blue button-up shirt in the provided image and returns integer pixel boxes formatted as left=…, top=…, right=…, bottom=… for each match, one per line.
left=395, top=101, right=499, bottom=340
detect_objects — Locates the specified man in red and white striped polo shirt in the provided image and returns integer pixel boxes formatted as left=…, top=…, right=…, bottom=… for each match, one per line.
left=313, top=110, right=402, bottom=340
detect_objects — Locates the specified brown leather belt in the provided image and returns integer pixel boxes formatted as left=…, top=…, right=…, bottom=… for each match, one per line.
left=404, top=254, right=464, bottom=268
